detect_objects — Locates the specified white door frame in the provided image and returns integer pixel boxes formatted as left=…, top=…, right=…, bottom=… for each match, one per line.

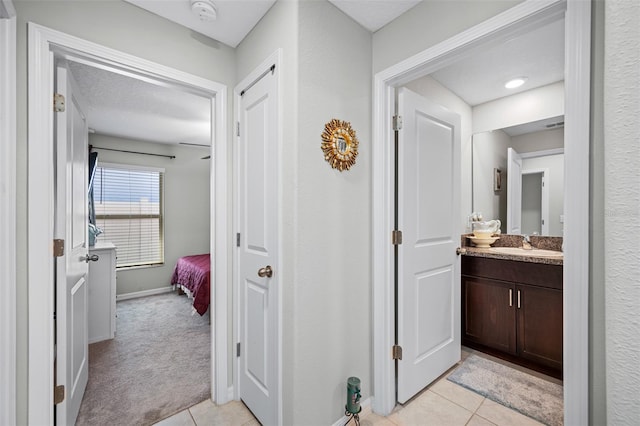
left=520, top=148, right=564, bottom=236
left=233, top=49, right=283, bottom=424
left=0, top=1, right=17, bottom=424
left=521, top=168, right=550, bottom=235
left=27, top=23, right=229, bottom=424
left=372, top=1, right=590, bottom=424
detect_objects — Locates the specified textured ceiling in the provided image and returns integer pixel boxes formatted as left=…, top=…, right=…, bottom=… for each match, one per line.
left=430, top=18, right=565, bottom=106
left=123, top=0, right=420, bottom=47
left=328, top=0, right=421, bottom=32
left=70, top=3, right=565, bottom=147
left=68, top=62, right=211, bottom=146
left=123, top=0, right=276, bottom=48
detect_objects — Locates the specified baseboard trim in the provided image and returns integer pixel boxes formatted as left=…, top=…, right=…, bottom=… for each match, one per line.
left=116, top=286, right=174, bottom=301
left=331, top=397, right=371, bottom=426
left=227, top=386, right=234, bottom=401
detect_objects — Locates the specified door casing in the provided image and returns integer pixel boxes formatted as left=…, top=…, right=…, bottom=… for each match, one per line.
left=507, top=147, right=523, bottom=234
left=27, top=23, right=229, bottom=424
left=521, top=168, right=549, bottom=236
left=372, top=1, right=591, bottom=424
left=0, top=4, right=16, bottom=425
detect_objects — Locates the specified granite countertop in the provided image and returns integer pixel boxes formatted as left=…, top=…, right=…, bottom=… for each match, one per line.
left=461, top=234, right=563, bottom=266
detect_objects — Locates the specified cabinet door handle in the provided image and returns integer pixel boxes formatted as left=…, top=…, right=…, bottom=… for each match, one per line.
left=509, top=289, right=513, bottom=307
left=517, top=289, right=521, bottom=309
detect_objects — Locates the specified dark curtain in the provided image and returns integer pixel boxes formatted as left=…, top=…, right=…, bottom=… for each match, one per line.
left=88, top=151, right=98, bottom=225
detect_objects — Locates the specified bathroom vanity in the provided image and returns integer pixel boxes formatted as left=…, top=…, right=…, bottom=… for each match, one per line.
left=461, top=243, right=563, bottom=379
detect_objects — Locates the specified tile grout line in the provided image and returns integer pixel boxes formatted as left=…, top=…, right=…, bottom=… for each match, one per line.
left=427, top=379, right=498, bottom=426
left=187, top=406, right=197, bottom=426
left=428, top=381, right=486, bottom=416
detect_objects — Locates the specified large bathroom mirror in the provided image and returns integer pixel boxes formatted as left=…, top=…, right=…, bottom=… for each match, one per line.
left=399, top=15, right=565, bottom=237
left=472, top=116, right=564, bottom=236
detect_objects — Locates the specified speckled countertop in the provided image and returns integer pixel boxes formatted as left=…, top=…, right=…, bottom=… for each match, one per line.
left=461, top=234, right=563, bottom=265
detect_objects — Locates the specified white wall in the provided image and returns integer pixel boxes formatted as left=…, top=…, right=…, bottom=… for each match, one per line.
left=239, top=2, right=371, bottom=423
left=510, top=127, right=564, bottom=153
left=89, top=134, right=210, bottom=295
left=235, top=0, right=299, bottom=421
left=473, top=82, right=565, bottom=133
left=372, top=0, right=522, bottom=73
left=405, top=75, right=473, bottom=232
left=13, top=0, right=235, bottom=422
left=294, top=1, right=371, bottom=424
left=238, top=3, right=371, bottom=423
left=472, top=130, right=511, bottom=229
left=604, top=0, right=640, bottom=423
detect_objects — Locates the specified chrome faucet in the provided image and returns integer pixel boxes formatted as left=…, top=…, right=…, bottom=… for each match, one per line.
left=522, top=234, right=533, bottom=250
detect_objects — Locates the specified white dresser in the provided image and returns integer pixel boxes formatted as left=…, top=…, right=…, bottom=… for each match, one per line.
left=88, top=241, right=117, bottom=343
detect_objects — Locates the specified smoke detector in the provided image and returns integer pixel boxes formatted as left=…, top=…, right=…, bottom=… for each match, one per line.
left=191, top=0, right=217, bottom=22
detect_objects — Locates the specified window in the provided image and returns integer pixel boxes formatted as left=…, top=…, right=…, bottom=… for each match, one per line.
left=93, top=163, right=164, bottom=268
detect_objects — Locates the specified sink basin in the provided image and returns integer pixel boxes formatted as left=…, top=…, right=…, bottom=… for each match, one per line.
left=489, top=247, right=563, bottom=258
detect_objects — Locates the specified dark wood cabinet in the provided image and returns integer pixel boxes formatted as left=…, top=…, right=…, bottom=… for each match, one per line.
left=462, top=256, right=563, bottom=378
left=517, top=284, right=563, bottom=371
left=462, top=276, right=516, bottom=355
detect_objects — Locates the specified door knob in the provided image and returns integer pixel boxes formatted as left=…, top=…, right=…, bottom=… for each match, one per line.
left=85, top=254, right=99, bottom=263
left=258, top=265, right=273, bottom=278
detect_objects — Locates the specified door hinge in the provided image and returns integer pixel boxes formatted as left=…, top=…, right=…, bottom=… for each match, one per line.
left=236, top=233, right=241, bottom=247
left=53, top=93, right=66, bottom=112
left=236, top=342, right=241, bottom=357
left=392, top=345, right=403, bottom=360
left=392, top=115, right=403, bottom=131
left=54, top=385, right=65, bottom=405
left=236, top=121, right=240, bottom=137
left=392, top=230, right=403, bottom=245
left=53, top=239, right=65, bottom=257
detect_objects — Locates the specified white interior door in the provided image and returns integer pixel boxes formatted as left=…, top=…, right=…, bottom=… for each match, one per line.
left=54, top=61, right=90, bottom=425
left=237, top=66, right=279, bottom=425
left=521, top=168, right=550, bottom=236
left=507, top=147, right=522, bottom=234
left=396, top=87, right=461, bottom=404
left=521, top=172, right=543, bottom=235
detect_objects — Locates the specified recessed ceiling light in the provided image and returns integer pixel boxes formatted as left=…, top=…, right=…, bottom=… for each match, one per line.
left=505, top=77, right=528, bottom=89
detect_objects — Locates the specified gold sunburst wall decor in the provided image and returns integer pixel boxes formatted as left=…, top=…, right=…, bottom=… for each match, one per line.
left=321, top=119, right=359, bottom=171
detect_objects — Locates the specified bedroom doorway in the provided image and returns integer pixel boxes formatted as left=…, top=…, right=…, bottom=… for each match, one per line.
left=70, top=59, right=213, bottom=424
left=27, top=24, right=230, bottom=425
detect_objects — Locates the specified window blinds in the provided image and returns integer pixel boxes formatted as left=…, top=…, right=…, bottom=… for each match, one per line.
left=93, top=164, right=164, bottom=268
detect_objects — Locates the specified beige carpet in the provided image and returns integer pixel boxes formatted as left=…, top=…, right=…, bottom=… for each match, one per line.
left=76, top=292, right=211, bottom=426
left=448, top=354, right=563, bottom=426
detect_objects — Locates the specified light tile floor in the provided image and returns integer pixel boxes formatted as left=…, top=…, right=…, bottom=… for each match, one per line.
left=155, top=350, right=554, bottom=426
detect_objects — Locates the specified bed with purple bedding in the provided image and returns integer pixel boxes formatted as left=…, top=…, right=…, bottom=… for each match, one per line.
left=170, top=253, right=210, bottom=315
